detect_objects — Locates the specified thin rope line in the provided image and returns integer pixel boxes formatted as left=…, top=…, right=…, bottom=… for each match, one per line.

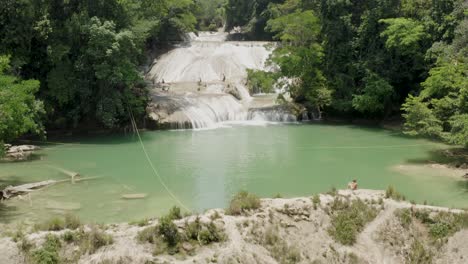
left=129, top=110, right=191, bottom=212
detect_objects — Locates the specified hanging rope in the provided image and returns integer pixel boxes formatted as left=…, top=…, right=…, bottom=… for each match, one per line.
left=128, top=109, right=191, bottom=212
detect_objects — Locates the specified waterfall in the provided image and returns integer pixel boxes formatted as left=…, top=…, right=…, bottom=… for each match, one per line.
left=146, top=32, right=298, bottom=129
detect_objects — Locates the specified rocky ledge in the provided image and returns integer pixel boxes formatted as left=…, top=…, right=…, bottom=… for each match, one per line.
left=2, top=145, right=40, bottom=161
left=0, top=189, right=466, bottom=264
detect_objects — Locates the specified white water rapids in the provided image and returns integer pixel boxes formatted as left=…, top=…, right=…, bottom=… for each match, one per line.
left=146, top=32, right=297, bottom=129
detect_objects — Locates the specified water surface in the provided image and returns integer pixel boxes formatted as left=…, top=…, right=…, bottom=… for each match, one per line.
left=1, top=123, right=466, bottom=223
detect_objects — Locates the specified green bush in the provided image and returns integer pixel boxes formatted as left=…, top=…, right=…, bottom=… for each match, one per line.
left=32, top=234, right=61, bottom=264
left=185, top=217, right=202, bottom=241
left=168, top=206, right=182, bottom=220
left=246, top=69, right=276, bottom=94
left=328, top=199, right=378, bottom=245
left=429, top=222, right=451, bottom=239
left=385, top=186, right=405, bottom=201
left=226, top=190, right=261, bottom=215
left=62, top=231, right=78, bottom=243
left=158, top=216, right=179, bottom=248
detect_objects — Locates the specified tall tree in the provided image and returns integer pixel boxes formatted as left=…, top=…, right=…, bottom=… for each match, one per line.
left=0, top=55, right=45, bottom=154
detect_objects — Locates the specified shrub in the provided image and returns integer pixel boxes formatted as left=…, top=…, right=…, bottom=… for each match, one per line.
left=64, top=214, right=81, bottom=229
left=137, top=226, right=158, bottom=244
left=32, top=234, right=61, bottom=264
left=129, top=218, right=149, bottom=227
left=407, top=240, right=433, bottom=264
left=185, top=217, right=202, bottom=241
left=328, top=199, right=378, bottom=245
left=226, top=191, right=261, bottom=215
left=312, top=194, right=320, bottom=210
left=270, top=241, right=302, bottom=264
left=168, top=206, right=182, bottom=220
left=210, top=211, right=221, bottom=220
left=264, top=226, right=279, bottom=246
left=395, top=208, right=412, bottom=229
left=429, top=222, right=451, bottom=239
left=19, top=236, right=33, bottom=252
left=185, top=219, right=224, bottom=245
left=273, top=193, right=283, bottom=198
left=385, top=186, right=405, bottom=201
left=42, top=217, right=66, bottom=231
left=62, top=231, right=78, bottom=243
left=158, top=216, right=179, bottom=248
left=82, top=228, right=113, bottom=254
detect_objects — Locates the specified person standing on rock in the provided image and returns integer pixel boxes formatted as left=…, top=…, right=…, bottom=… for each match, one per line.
left=348, top=179, right=358, bottom=190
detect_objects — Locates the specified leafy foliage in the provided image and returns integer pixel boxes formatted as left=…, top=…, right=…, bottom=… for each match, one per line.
left=0, top=0, right=197, bottom=131
left=32, top=234, right=61, bottom=264
left=328, top=198, right=378, bottom=245
left=246, top=69, right=276, bottom=94
left=226, top=190, right=261, bottom=215
left=0, top=55, right=44, bottom=149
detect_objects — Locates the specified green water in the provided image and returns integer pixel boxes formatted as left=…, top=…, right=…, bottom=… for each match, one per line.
left=1, top=123, right=466, bottom=223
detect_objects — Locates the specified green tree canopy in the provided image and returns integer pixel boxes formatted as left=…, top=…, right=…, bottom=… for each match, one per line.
left=0, top=55, right=45, bottom=154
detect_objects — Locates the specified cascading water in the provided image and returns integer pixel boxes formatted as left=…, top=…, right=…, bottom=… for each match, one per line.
left=146, top=31, right=297, bottom=129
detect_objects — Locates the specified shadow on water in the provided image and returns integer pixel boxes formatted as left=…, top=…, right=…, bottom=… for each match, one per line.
left=0, top=202, right=21, bottom=224
left=404, top=148, right=468, bottom=167
left=455, top=180, right=468, bottom=193
left=0, top=177, right=30, bottom=223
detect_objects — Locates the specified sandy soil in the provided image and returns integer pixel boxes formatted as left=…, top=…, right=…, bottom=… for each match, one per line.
left=0, top=189, right=466, bottom=264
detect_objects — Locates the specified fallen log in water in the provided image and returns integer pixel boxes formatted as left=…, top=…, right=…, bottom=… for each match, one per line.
left=47, top=165, right=80, bottom=183
left=1, top=180, right=57, bottom=199
left=0, top=176, right=101, bottom=200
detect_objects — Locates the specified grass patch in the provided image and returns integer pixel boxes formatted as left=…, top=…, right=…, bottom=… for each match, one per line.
left=395, top=208, right=413, bottom=229
left=137, top=210, right=225, bottom=256
left=407, top=240, right=433, bottom=264
left=82, top=227, right=113, bottom=254
left=36, top=214, right=82, bottom=231
left=32, top=234, right=61, bottom=264
left=312, top=194, right=320, bottom=210
left=397, top=208, right=468, bottom=245
left=418, top=210, right=468, bottom=240
left=328, top=198, right=378, bottom=245
left=385, top=186, right=406, bottom=201
left=129, top=218, right=150, bottom=227
left=326, top=186, right=337, bottom=196
left=168, top=206, right=182, bottom=220
left=226, top=190, right=261, bottom=215
left=261, top=225, right=301, bottom=264
left=198, top=222, right=224, bottom=245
